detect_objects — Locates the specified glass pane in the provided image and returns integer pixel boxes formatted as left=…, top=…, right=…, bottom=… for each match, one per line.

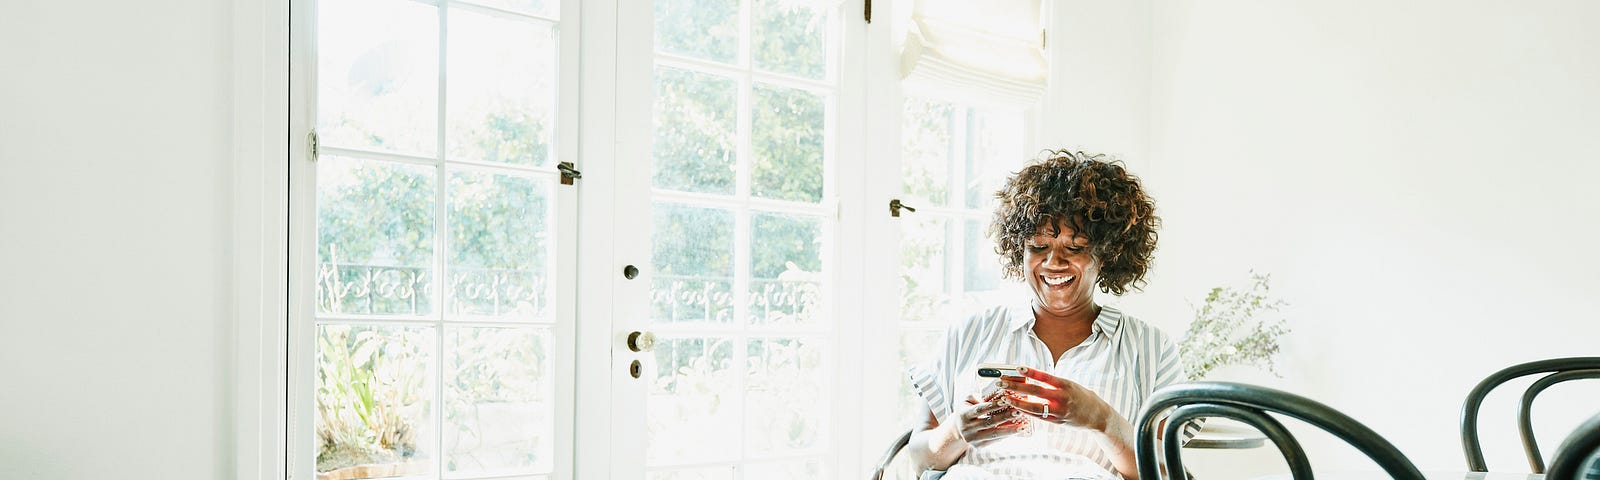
left=447, top=10, right=557, bottom=166
left=752, top=0, right=826, bottom=79
left=901, top=97, right=954, bottom=206
left=964, top=219, right=1001, bottom=294
left=899, top=216, right=951, bottom=324
left=447, top=170, right=551, bottom=321
left=744, top=458, right=826, bottom=479
left=749, top=212, right=822, bottom=326
left=444, top=326, right=552, bottom=476
left=462, top=0, right=555, bottom=18
left=751, top=83, right=825, bottom=203
left=654, top=67, right=738, bottom=194
left=654, top=0, right=738, bottom=63
left=897, top=329, right=942, bottom=427
left=317, top=0, right=438, bottom=155
left=648, top=337, right=740, bottom=464
left=647, top=467, right=735, bottom=480
left=651, top=203, right=735, bottom=324
left=745, top=338, right=826, bottom=455
left=315, top=324, right=436, bottom=478
left=965, top=108, right=1025, bottom=209
left=317, top=156, right=436, bottom=316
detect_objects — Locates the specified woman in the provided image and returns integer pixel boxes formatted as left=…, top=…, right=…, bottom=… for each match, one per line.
left=903, top=150, right=1193, bottom=480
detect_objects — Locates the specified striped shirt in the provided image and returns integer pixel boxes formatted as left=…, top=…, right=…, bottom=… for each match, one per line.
left=908, top=302, right=1196, bottom=479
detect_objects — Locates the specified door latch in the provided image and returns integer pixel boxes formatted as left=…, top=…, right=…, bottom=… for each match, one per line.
left=558, top=162, right=581, bottom=185
left=889, top=199, right=916, bottom=217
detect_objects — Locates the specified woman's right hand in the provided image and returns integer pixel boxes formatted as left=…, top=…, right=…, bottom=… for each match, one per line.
left=948, top=392, right=1029, bottom=446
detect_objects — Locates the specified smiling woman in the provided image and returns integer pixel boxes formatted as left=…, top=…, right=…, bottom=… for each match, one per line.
left=899, top=150, right=1196, bottom=480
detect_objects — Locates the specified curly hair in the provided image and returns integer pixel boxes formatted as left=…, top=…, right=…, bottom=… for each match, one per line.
left=990, top=150, right=1160, bottom=296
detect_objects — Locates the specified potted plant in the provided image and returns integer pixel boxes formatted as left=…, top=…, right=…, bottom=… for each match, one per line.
left=1176, top=273, right=1290, bottom=446
left=315, top=326, right=429, bottom=480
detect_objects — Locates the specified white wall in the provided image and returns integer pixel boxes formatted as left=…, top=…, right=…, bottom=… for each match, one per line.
left=0, top=0, right=235, bottom=478
left=1144, top=0, right=1600, bottom=475
left=1041, top=0, right=1154, bottom=173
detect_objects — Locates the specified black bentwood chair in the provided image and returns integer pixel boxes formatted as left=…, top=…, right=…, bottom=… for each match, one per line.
left=1460, top=356, right=1600, bottom=473
left=868, top=429, right=914, bottom=480
left=1135, top=382, right=1426, bottom=480
left=1547, top=411, right=1600, bottom=480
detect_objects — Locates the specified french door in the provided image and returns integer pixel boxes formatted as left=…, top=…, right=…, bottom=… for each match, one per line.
left=608, top=0, right=868, bottom=478
left=290, top=0, right=581, bottom=478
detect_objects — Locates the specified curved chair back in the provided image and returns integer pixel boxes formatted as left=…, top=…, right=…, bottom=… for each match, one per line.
left=1460, top=356, right=1600, bottom=472
left=869, top=429, right=913, bottom=480
left=1136, top=382, right=1425, bottom=480
left=1546, top=411, right=1600, bottom=480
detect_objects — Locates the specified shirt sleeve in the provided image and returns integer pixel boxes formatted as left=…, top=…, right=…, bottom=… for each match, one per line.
left=1151, top=332, right=1203, bottom=445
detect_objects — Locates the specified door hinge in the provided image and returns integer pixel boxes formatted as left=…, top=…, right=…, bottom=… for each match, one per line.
left=308, top=130, right=320, bottom=162
left=864, top=0, right=872, bottom=23
left=558, top=161, right=582, bottom=185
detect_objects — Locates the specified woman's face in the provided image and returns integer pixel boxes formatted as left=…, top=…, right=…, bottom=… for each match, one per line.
left=1024, top=220, right=1101, bottom=316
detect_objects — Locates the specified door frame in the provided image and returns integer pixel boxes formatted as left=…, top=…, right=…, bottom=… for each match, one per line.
left=231, top=0, right=291, bottom=478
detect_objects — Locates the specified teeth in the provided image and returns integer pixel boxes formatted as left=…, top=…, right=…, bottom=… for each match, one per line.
left=1043, top=275, right=1073, bottom=286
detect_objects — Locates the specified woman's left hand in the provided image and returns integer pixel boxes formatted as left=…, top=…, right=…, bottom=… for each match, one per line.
left=995, top=366, right=1112, bottom=432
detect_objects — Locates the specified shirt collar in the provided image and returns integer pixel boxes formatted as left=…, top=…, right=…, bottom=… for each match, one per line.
left=1009, top=301, right=1124, bottom=337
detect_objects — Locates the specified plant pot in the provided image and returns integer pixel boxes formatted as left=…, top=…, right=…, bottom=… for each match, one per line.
left=316, top=461, right=428, bottom=480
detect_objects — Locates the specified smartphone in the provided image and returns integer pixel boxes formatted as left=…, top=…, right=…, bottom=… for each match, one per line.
left=977, top=363, right=1024, bottom=378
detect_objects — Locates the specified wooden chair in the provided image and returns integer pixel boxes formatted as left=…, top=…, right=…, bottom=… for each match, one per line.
left=1135, top=381, right=1425, bottom=480
left=1460, top=356, right=1600, bottom=472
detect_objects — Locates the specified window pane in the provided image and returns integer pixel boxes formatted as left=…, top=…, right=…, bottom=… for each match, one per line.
left=745, top=338, right=826, bottom=455
left=965, top=108, right=1025, bottom=209
left=964, top=219, right=1001, bottom=294
left=749, top=212, right=822, bottom=326
left=317, top=156, right=436, bottom=316
left=444, top=326, right=552, bottom=475
left=462, top=0, right=555, bottom=19
left=901, top=98, right=954, bottom=206
left=315, top=324, right=436, bottom=477
left=317, top=0, right=438, bottom=155
left=447, top=170, right=551, bottom=321
left=752, top=0, right=826, bottom=79
left=447, top=10, right=557, bottom=166
left=751, top=83, right=824, bottom=203
left=899, top=216, right=951, bottom=324
left=654, top=67, right=738, bottom=194
left=648, top=337, right=740, bottom=464
left=651, top=203, right=735, bottom=324
left=654, top=0, right=738, bottom=63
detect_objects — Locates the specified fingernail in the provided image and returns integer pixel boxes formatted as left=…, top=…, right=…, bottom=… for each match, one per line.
left=997, top=381, right=1011, bottom=388
left=1018, top=367, right=1028, bottom=374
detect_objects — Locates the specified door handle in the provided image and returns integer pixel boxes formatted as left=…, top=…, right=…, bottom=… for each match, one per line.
left=627, top=331, right=656, bottom=353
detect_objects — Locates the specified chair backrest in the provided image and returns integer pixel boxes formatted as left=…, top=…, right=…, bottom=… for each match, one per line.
left=1460, top=356, right=1600, bottom=472
left=1135, top=381, right=1425, bottom=480
left=1546, top=411, right=1600, bottom=480
left=869, top=429, right=914, bottom=480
